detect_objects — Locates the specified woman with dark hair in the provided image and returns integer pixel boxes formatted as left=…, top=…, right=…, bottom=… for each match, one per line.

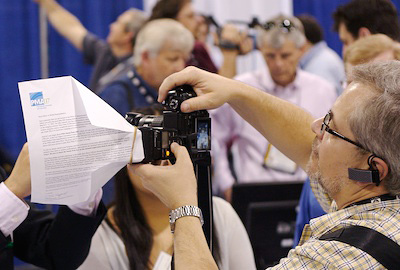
left=78, top=105, right=255, bottom=270
left=150, top=0, right=196, bottom=36
left=78, top=165, right=256, bottom=269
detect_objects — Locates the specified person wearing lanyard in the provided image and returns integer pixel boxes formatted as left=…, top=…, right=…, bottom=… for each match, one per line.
left=99, top=19, right=194, bottom=117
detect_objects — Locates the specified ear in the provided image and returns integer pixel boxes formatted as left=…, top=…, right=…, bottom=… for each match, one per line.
left=353, top=155, right=389, bottom=187
left=141, top=51, right=150, bottom=65
left=358, top=27, right=372, bottom=38
left=125, top=31, right=134, bottom=43
left=372, top=157, right=389, bottom=181
left=299, top=43, right=308, bottom=56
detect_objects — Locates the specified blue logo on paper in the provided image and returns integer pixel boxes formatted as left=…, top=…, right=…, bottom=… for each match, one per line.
left=30, top=92, right=49, bottom=107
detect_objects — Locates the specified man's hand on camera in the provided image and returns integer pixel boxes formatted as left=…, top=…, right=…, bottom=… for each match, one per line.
left=158, top=67, right=240, bottom=113
left=4, top=143, right=31, bottom=199
left=128, top=142, right=198, bottom=210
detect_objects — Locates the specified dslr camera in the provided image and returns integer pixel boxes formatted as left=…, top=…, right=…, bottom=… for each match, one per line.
left=125, top=85, right=211, bottom=163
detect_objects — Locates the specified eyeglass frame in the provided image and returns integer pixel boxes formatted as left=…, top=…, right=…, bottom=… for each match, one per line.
left=320, top=110, right=366, bottom=150
left=261, top=19, right=295, bottom=33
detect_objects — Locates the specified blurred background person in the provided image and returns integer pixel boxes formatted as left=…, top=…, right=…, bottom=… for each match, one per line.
left=99, top=19, right=194, bottom=116
left=35, top=0, right=147, bottom=93
left=344, top=34, right=400, bottom=75
left=297, top=14, right=345, bottom=96
left=196, top=14, right=212, bottom=45
left=211, top=15, right=337, bottom=201
left=333, top=0, right=400, bottom=55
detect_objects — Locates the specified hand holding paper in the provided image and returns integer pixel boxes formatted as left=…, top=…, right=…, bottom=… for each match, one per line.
left=19, top=76, right=144, bottom=204
left=4, top=143, right=31, bottom=199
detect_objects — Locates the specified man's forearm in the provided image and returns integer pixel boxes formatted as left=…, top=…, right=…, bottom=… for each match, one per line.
left=38, top=0, right=87, bottom=50
left=228, top=82, right=315, bottom=169
left=174, top=216, right=218, bottom=270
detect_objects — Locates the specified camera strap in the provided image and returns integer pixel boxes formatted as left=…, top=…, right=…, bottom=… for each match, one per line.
left=129, top=126, right=138, bottom=164
left=320, top=225, right=400, bottom=269
left=195, top=160, right=214, bottom=251
left=121, top=79, right=135, bottom=111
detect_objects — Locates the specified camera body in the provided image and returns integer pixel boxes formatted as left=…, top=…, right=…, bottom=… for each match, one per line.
left=125, top=85, right=211, bottom=163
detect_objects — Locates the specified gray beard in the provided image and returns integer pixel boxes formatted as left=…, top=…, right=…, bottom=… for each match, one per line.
left=306, top=139, right=341, bottom=198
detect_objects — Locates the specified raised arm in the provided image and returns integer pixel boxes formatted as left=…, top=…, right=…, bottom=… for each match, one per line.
left=217, top=25, right=253, bottom=79
left=159, top=67, right=315, bottom=169
left=35, top=0, right=88, bottom=50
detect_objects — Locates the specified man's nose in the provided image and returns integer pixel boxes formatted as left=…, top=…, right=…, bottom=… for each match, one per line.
left=311, top=117, right=324, bottom=141
left=275, top=57, right=284, bottom=68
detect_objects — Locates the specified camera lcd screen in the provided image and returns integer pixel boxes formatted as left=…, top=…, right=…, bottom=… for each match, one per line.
left=197, top=119, right=210, bottom=150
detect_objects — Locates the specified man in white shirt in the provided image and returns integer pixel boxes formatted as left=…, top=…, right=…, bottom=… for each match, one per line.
left=211, top=15, right=337, bottom=200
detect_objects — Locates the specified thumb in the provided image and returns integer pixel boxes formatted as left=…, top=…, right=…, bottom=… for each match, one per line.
left=181, top=95, right=216, bottom=113
left=170, top=142, right=191, bottom=163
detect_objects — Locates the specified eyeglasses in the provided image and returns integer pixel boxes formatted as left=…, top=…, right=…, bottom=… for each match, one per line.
left=262, top=19, right=295, bottom=33
left=321, top=110, right=366, bottom=150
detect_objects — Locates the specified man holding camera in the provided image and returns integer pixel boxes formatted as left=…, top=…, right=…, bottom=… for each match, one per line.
left=130, top=60, right=400, bottom=269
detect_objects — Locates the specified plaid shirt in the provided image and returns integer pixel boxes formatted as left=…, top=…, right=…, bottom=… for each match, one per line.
left=269, top=178, right=400, bottom=269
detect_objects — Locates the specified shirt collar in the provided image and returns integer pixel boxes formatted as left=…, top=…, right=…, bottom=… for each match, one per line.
left=308, top=198, right=400, bottom=237
left=260, top=67, right=300, bottom=94
left=299, top=41, right=327, bottom=69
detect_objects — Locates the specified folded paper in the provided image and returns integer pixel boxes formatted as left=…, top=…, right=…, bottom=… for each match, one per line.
left=19, top=76, right=144, bottom=204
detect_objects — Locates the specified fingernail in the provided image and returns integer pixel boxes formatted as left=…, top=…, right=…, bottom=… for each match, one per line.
left=181, top=103, right=190, bottom=112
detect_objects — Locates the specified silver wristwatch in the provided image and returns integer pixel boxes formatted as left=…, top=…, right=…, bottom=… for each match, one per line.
left=169, top=205, right=204, bottom=233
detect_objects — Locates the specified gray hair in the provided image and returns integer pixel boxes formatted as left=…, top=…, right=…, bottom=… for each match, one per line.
left=133, top=18, right=194, bottom=67
left=124, top=9, right=148, bottom=46
left=257, top=14, right=306, bottom=49
left=349, top=60, right=400, bottom=194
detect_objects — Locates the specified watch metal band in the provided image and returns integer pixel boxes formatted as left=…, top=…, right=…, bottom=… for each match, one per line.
left=169, top=205, right=204, bottom=233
